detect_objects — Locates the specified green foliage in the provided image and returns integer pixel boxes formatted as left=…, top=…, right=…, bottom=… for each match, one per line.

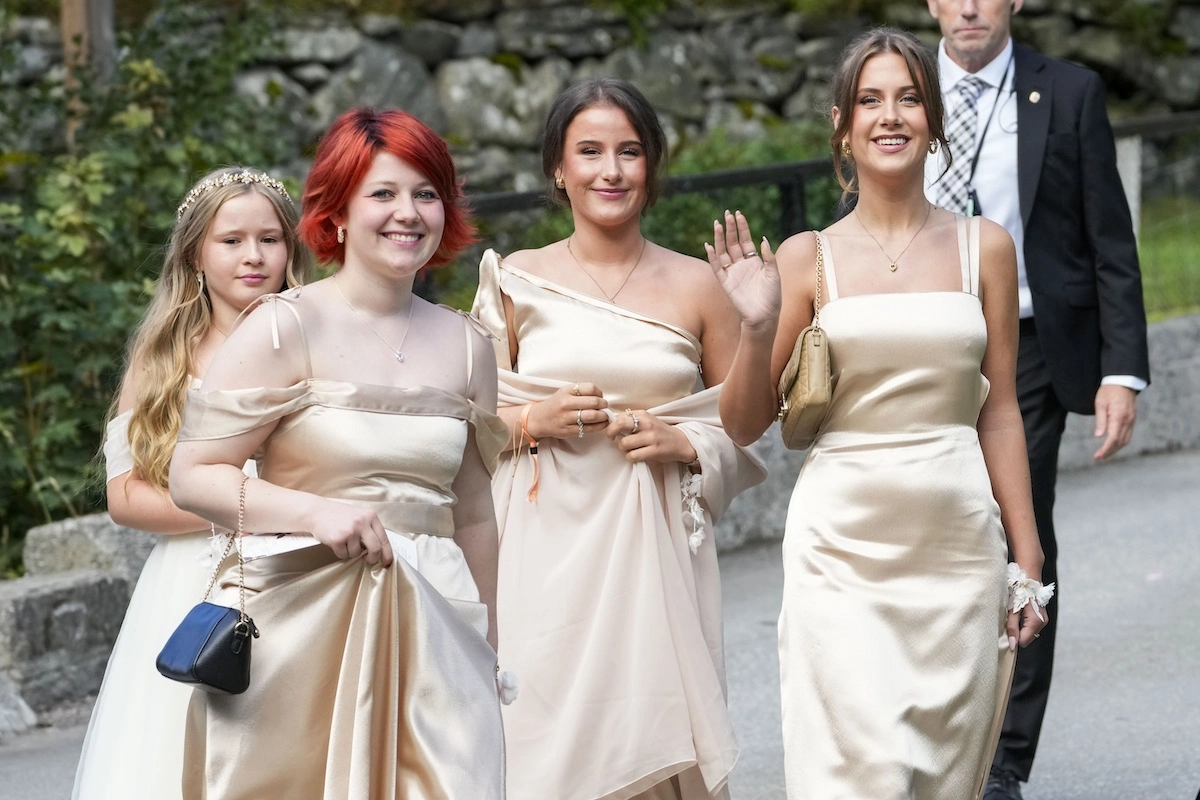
left=0, top=1, right=294, bottom=574
left=1139, top=194, right=1200, bottom=321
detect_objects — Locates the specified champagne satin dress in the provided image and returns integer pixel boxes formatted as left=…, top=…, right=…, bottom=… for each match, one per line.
left=176, top=292, right=508, bottom=800
left=779, top=217, right=1015, bottom=799
left=472, top=252, right=766, bottom=800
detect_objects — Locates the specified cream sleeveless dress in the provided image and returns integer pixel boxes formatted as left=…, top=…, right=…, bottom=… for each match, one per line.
left=71, top=406, right=217, bottom=799
left=176, top=291, right=508, bottom=800
left=472, top=252, right=766, bottom=800
left=779, top=217, right=1015, bottom=799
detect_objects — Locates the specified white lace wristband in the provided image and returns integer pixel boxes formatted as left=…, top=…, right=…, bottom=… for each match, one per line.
left=1007, top=563, right=1055, bottom=622
left=681, top=471, right=706, bottom=555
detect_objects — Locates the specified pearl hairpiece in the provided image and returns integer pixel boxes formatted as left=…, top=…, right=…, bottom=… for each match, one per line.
left=176, top=170, right=292, bottom=219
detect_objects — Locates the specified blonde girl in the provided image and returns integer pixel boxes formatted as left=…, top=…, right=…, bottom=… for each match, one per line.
left=73, top=166, right=310, bottom=800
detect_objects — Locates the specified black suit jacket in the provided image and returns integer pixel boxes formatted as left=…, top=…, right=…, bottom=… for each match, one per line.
left=1013, top=44, right=1150, bottom=414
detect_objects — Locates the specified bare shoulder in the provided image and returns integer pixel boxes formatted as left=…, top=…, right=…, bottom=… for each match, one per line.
left=978, top=217, right=1016, bottom=255
left=657, top=245, right=720, bottom=289
left=774, top=230, right=818, bottom=282
left=497, top=241, right=563, bottom=275
left=977, top=217, right=1018, bottom=276
left=229, top=286, right=310, bottom=348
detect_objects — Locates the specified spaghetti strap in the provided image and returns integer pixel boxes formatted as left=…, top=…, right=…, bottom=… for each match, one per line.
left=462, top=312, right=475, bottom=388
left=968, top=216, right=981, bottom=296
left=816, top=231, right=840, bottom=302
left=956, top=215, right=972, bottom=295
left=258, top=290, right=314, bottom=379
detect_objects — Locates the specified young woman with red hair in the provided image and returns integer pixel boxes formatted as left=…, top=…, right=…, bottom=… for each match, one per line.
left=170, top=107, right=507, bottom=799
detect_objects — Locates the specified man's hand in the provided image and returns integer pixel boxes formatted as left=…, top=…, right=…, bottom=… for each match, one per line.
left=1093, top=384, right=1138, bottom=460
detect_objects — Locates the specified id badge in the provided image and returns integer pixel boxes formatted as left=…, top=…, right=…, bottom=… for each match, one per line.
left=967, top=187, right=983, bottom=217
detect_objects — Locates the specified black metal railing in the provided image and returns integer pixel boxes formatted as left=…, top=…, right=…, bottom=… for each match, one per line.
left=468, top=157, right=833, bottom=238
left=465, top=110, right=1200, bottom=238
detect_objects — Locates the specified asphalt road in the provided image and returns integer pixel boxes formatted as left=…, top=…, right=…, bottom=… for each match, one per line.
left=2, top=448, right=1197, bottom=800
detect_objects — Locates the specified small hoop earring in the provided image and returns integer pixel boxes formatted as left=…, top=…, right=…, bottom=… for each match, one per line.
left=928, top=140, right=939, bottom=154
left=841, top=140, right=852, bottom=158
left=336, top=226, right=345, bottom=244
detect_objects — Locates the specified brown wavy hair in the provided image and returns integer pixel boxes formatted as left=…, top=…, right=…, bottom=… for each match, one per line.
left=829, top=27, right=948, bottom=199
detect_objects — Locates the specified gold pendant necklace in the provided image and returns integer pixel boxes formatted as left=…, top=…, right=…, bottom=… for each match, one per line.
left=333, top=277, right=413, bottom=363
left=566, top=235, right=648, bottom=303
left=855, top=203, right=933, bottom=272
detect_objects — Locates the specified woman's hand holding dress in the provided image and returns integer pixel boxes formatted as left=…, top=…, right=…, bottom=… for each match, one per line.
left=525, top=381, right=609, bottom=440
left=306, top=497, right=393, bottom=567
left=605, top=408, right=698, bottom=465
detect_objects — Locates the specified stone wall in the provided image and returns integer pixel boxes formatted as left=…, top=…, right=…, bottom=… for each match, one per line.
left=6, top=1, right=1200, bottom=194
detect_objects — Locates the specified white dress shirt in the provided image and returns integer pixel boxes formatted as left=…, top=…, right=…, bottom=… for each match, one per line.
left=925, top=39, right=1145, bottom=392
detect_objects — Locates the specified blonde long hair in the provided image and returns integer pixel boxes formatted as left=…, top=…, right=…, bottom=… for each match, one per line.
left=115, top=166, right=312, bottom=491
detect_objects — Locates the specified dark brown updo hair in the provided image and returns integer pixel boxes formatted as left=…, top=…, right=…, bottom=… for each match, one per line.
left=540, top=77, right=669, bottom=212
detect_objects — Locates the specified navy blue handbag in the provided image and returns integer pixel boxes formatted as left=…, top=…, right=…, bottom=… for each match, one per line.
left=156, top=476, right=259, bottom=694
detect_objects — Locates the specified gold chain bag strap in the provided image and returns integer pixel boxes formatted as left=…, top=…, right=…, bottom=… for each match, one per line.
left=776, top=232, right=833, bottom=450
left=156, top=475, right=260, bottom=694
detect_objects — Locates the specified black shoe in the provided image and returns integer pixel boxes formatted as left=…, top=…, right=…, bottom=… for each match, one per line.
left=983, top=767, right=1023, bottom=800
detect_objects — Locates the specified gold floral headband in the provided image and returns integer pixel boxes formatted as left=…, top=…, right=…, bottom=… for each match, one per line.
left=176, top=170, right=292, bottom=220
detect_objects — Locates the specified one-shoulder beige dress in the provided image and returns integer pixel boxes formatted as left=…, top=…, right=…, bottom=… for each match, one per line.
left=472, top=252, right=766, bottom=800
left=176, top=292, right=509, bottom=800
left=779, top=217, right=1015, bottom=799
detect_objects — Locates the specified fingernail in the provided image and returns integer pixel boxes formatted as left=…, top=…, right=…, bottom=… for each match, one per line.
left=1008, top=636, right=1017, bottom=651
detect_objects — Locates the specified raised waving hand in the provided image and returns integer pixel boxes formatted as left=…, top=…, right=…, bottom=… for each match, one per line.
left=704, top=210, right=781, bottom=332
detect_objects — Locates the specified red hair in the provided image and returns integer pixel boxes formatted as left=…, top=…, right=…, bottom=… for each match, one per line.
left=299, top=107, right=476, bottom=268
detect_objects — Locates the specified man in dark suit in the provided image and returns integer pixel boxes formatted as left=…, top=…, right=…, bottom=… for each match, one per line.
left=924, top=1, right=1150, bottom=798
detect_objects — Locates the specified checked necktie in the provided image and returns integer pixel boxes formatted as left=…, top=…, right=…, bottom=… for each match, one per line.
left=937, top=75, right=988, bottom=215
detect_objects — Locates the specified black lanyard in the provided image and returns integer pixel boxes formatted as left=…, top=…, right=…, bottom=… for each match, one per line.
left=966, top=55, right=1013, bottom=185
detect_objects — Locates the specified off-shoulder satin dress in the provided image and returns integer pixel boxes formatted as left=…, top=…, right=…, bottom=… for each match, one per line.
left=176, top=292, right=508, bottom=800
left=779, top=217, right=1015, bottom=800
left=472, top=251, right=766, bottom=800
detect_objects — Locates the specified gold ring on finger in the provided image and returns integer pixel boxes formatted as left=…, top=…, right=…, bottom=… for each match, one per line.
left=572, top=383, right=580, bottom=396
left=576, top=409, right=585, bottom=438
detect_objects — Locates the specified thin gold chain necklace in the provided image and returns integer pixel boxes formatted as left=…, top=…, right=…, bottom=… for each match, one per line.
left=565, top=235, right=648, bottom=303
left=854, top=203, right=933, bottom=272
left=333, top=277, right=414, bottom=363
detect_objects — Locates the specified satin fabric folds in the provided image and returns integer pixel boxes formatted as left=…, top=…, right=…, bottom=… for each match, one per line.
left=472, top=250, right=766, bottom=800
left=175, top=300, right=509, bottom=800
left=779, top=219, right=1014, bottom=800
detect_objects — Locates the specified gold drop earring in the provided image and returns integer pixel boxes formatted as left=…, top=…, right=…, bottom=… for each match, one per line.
left=336, top=226, right=345, bottom=244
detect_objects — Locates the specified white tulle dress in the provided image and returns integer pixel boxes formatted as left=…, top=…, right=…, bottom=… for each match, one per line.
left=71, top=410, right=226, bottom=799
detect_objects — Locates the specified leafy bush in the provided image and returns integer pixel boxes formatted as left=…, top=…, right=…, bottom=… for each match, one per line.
left=0, top=1, right=294, bottom=575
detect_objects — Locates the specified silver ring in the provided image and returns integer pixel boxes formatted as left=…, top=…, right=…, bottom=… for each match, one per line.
left=576, top=409, right=585, bottom=438
left=572, top=383, right=581, bottom=396
left=631, top=415, right=640, bottom=434
left=743, top=249, right=758, bottom=259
